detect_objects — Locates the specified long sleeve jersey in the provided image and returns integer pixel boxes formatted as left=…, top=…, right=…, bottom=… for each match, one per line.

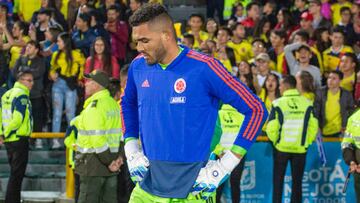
left=120, top=46, right=268, bottom=198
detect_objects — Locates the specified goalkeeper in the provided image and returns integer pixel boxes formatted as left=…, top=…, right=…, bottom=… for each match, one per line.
left=120, top=3, right=268, bottom=202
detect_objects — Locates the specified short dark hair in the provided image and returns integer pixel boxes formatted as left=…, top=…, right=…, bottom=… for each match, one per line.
left=78, top=13, right=91, bottom=26
left=27, top=40, right=41, bottom=51
left=231, top=22, right=244, bottom=31
left=295, top=30, right=310, bottom=42
left=38, top=8, right=52, bottom=17
left=271, top=29, right=287, bottom=40
left=107, top=5, right=120, bottom=13
left=189, top=13, right=204, bottom=23
left=340, top=6, right=351, bottom=15
left=182, top=33, right=194, bottom=46
left=17, top=70, right=33, bottom=80
left=129, top=3, right=169, bottom=27
left=329, top=70, right=344, bottom=80
left=282, top=75, right=297, bottom=89
left=251, top=38, right=266, bottom=46
left=246, top=2, right=259, bottom=12
left=331, top=26, right=345, bottom=36
left=218, top=26, right=233, bottom=37
left=343, top=52, right=359, bottom=71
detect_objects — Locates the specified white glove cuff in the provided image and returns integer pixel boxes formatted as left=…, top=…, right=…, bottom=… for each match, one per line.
left=124, top=139, right=141, bottom=158
left=219, top=150, right=241, bottom=173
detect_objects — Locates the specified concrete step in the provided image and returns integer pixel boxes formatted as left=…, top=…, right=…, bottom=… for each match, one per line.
left=0, top=149, right=65, bottom=162
left=0, top=191, right=74, bottom=203
left=0, top=164, right=66, bottom=174
left=0, top=176, right=66, bottom=193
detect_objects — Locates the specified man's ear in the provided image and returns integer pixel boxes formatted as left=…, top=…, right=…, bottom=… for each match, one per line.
left=161, top=31, right=171, bottom=41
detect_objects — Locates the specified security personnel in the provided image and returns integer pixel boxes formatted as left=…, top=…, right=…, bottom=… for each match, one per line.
left=266, top=75, right=318, bottom=203
left=0, top=70, right=33, bottom=203
left=214, top=104, right=246, bottom=203
left=64, top=118, right=80, bottom=202
left=342, top=109, right=360, bottom=202
left=74, top=70, right=123, bottom=203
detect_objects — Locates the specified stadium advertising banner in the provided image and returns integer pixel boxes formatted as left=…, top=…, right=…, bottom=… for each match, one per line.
left=222, top=142, right=355, bottom=203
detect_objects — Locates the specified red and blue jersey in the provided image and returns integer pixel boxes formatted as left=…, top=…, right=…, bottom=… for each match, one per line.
left=120, top=46, right=268, bottom=198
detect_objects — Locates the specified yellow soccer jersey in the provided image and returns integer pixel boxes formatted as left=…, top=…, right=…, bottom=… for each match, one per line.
left=322, top=46, right=353, bottom=72
left=227, top=40, right=253, bottom=64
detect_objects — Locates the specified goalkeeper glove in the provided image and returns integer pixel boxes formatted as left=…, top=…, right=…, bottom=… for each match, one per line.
left=191, top=151, right=241, bottom=200
left=124, top=139, right=149, bottom=183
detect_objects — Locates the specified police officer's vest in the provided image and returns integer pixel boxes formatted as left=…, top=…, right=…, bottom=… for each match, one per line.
left=1, top=82, right=32, bottom=142
left=269, top=89, right=316, bottom=153
left=64, top=118, right=78, bottom=169
left=76, top=89, right=122, bottom=154
left=218, top=104, right=244, bottom=149
left=342, top=109, right=360, bottom=159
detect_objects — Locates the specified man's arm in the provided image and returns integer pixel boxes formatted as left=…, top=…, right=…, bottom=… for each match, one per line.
left=203, top=57, right=268, bottom=157
left=4, top=95, right=28, bottom=138
left=284, top=43, right=301, bottom=75
left=266, top=105, right=280, bottom=144
left=120, top=64, right=139, bottom=141
left=342, top=117, right=356, bottom=165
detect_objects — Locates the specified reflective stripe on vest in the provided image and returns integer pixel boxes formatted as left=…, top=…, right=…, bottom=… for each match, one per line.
left=77, top=144, right=109, bottom=154
left=78, top=128, right=121, bottom=136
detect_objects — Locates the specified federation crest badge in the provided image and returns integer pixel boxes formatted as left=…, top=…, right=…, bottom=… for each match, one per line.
left=174, top=78, right=186, bottom=93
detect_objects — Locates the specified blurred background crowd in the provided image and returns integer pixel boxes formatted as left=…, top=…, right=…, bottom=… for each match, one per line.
left=0, top=0, right=359, bottom=150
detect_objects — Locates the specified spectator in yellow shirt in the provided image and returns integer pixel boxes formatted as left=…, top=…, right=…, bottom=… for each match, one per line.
left=227, top=23, right=252, bottom=65
left=181, top=33, right=194, bottom=49
left=0, top=21, right=30, bottom=71
left=314, top=70, right=355, bottom=137
left=339, top=52, right=357, bottom=92
left=184, top=14, right=208, bottom=49
left=331, top=0, right=352, bottom=25
left=258, top=72, right=280, bottom=132
left=268, top=29, right=287, bottom=75
left=249, top=38, right=276, bottom=72
left=322, top=27, right=353, bottom=73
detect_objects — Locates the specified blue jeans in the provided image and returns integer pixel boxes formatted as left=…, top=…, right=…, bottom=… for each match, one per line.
left=52, top=78, right=77, bottom=132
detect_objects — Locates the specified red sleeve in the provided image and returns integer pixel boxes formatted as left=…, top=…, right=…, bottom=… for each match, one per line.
left=114, top=22, right=129, bottom=44
left=111, top=56, right=120, bottom=79
left=84, top=57, right=91, bottom=74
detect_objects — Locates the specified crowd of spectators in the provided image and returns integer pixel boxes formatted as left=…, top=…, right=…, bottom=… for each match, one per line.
left=0, top=0, right=360, bottom=149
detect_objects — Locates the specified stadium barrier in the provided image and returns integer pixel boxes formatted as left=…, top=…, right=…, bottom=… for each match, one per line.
left=31, top=133, right=74, bottom=199
left=31, top=133, right=352, bottom=201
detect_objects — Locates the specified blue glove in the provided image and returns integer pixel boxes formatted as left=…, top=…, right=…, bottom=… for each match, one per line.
left=125, top=139, right=149, bottom=183
left=191, top=151, right=241, bottom=200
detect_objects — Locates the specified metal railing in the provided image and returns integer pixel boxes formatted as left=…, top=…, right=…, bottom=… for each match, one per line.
left=29, top=132, right=343, bottom=200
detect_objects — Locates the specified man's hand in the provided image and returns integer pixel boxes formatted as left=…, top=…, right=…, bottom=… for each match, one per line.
left=108, top=157, right=124, bottom=172
left=356, top=164, right=360, bottom=174
left=125, top=139, right=150, bottom=183
left=350, top=161, right=357, bottom=173
left=191, top=151, right=241, bottom=200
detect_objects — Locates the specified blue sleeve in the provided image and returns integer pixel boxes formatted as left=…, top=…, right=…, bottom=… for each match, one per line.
left=12, top=95, right=28, bottom=120
left=120, top=63, right=139, bottom=140
left=203, top=58, right=268, bottom=151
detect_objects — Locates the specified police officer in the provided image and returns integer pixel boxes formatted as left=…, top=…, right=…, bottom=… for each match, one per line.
left=342, top=109, right=360, bottom=202
left=74, top=70, right=123, bottom=203
left=64, top=117, right=80, bottom=202
left=266, top=75, right=318, bottom=203
left=0, top=70, right=34, bottom=203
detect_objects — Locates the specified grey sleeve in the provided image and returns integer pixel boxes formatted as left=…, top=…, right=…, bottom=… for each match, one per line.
left=284, top=43, right=301, bottom=75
